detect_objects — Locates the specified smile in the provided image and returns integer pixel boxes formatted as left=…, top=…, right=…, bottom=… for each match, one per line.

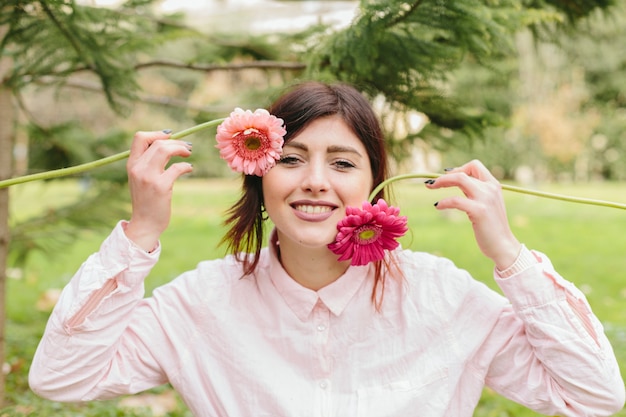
left=293, top=205, right=333, bottom=214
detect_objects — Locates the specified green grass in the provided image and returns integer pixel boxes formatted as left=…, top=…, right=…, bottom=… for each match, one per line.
left=3, top=178, right=626, bottom=416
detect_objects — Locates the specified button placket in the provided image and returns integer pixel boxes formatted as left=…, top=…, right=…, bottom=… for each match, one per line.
left=314, top=378, right=332, bottom=417
left=312, top=301, right=332, bottom=375
left=311, top=301, right=333, bottom=417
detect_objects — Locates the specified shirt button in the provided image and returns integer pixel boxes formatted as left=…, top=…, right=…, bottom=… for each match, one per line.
left=319, top=381, right=328, bottom=389
left=317, top=324, right=326, bottom=332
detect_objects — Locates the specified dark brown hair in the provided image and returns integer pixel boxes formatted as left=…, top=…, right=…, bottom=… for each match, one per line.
left=221, top=81, right=392, bottom=304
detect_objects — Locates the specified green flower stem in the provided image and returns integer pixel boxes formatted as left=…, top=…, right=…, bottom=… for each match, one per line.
left=0, top=118, right=225, bottom=189
left=369, top=173, right=626, bottom=211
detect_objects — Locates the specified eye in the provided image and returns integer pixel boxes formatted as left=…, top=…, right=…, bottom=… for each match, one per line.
left=278, top=155, right=301, bottom=166
left=333, top=159, right=356, bottom=170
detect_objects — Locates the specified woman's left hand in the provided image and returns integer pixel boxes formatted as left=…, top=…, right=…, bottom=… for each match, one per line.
left=425, top=160, right=522, bottom=270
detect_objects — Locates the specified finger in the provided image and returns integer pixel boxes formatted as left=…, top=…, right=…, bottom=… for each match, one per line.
left=425, top=172, right=478, bottom=198
left=434, top=194, right=471, bottom=210
left=453, top=159, right=497, bottom=182
left=128, top=130, right=173, bottom=163
left=162, top=161, right=194, bottom=184
left=140, top=140, right=193, bottom=172
left=127, top=140, right=192, bottom=183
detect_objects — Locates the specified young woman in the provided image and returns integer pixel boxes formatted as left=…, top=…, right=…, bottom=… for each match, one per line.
left=29, top=82, right=624, bottom=416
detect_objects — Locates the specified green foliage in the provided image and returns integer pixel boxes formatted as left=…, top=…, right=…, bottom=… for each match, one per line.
left=9, top=183, right=127, bottom=266
left=562, top=3, right=626, bottom=109
left=200, top=34, right=286, bottom=63
left=0, top=0, right=205, bottom=276
left=442, top=2, right=626, bottom=180
left=0, top=0, right=196, bottom=113
left=26, top=123, right=130, bottom=182
left=307, top=0, right=553, bottom=137
left=524, top=0, right=616, bottom=22
left=9, top=121, right=131, bottom=265
left=302, top=0, right=618, bottom=159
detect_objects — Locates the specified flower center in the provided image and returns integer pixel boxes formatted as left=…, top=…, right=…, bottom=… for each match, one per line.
left=245, top=137, right=261, bottom=150
left=354, top=225, right=381, bottom=245
left=235, top=128, right=269, bottom=158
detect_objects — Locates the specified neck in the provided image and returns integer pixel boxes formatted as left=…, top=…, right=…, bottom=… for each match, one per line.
left=276, top=241, right=350, bottom=291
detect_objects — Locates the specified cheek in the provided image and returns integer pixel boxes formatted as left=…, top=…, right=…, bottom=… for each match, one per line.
left=340, top=177, right=373, bottom=205
left=261, top=177, right=276, bottom=207
left=261, top=166, right=282, bottom=192
left=261, top=171, right=289, bottom=213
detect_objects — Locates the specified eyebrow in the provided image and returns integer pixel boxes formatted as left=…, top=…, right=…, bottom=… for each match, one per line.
left=285, top=141, right=364, bottom=157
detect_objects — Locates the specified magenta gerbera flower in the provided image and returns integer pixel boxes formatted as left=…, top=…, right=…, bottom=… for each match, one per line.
left=328, top=199, right=408, bottom=266
left=216, top=108, right=286, bottom=176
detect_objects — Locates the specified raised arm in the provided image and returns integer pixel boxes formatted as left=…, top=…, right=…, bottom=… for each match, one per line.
left=29, top=130, right=193, bottom=401
left=426, top=159, right=625, bottom=414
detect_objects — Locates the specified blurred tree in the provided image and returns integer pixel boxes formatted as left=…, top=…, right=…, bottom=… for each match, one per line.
left=563, top=4, right=626, bottom=180
left=0, top=0, right=217, bottom=407
left=306, top=0, right=617, bottom=147
left=0, top=23, right=13, bottom=409
left=0, top=0, right=153, bottom=405
left=439, top=2, right=626, bottom=181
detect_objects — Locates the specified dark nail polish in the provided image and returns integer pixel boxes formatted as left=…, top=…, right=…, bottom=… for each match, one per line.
left=444, top=167, right=454, bottom=172
left=424, top=179, right=436, bottom=185
left=434, top=201, right=439, bottom=207
left=185, top=141, right=193, bottom=146
left=162, top=129, right=172, bottom=134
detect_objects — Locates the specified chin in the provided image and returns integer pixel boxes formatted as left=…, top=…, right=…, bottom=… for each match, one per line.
left=291, top=232, right=337, bottom=249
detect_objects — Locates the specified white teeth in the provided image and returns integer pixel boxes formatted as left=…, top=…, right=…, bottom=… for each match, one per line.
left=294, top=205, right=332, bottom=214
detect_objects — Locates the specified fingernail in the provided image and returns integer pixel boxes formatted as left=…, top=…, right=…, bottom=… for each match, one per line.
left=424, top=179, right=436, bottom=185
left=444, top=167, right=454, bottom=172
left=162, top=129, right=172, bottom=134
left=185, top=141, right=193, bottom=146
left=434, top=201, right=439, bottom=207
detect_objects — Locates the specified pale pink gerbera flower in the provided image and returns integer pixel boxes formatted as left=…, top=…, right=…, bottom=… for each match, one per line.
left=328, top=199, right=408, bottom=266
left=216, top=108, right=286, bottom=176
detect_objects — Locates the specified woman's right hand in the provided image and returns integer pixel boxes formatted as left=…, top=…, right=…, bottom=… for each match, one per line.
left=123, top=130, right=193, bottom=252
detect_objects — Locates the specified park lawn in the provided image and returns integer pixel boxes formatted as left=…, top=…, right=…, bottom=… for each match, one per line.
left=3, top=178, right=626, bottom=416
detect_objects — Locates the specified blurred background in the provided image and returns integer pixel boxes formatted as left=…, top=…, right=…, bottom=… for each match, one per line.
left=1, top=0, right=625, bottom=415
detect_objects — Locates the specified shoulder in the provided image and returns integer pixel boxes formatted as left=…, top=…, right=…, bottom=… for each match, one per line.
left=394, top=248, right=469, bottom=282
left=151, top=249, right=270, bottom=304
left=391, top=248, right=506, bottom=308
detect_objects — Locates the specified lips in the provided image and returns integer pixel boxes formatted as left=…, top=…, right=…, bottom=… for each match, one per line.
left=290, top=200, right=337, bottom=222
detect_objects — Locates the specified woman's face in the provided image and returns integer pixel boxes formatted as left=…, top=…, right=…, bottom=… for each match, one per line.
left=262, top=115, right=373, bottom=251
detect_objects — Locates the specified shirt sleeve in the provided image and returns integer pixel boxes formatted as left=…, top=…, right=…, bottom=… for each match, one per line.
left=482, top=245, right=625, bottom=416
left=28, top=221, right=165, bottom=402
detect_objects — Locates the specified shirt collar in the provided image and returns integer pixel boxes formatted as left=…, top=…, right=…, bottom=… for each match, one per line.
left=267, top=229, right=371, bottom=322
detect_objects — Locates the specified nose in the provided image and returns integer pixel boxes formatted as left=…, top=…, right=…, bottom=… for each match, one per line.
left=301, top=159, right=329, bottom=193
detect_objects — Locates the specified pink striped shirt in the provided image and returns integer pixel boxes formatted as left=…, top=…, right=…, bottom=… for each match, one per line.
left=29, top=221, right=625, bottom=416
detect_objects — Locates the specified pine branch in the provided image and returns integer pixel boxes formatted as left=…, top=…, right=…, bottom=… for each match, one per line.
left=33, top=77, right=233, bottom=113
left=385, top=0, right=423, bottom=28
left=39, top=2, right=93, bottom=71
left=134, top=59, right=306, bottom=72
left=28, top=59, right=305, bottom=80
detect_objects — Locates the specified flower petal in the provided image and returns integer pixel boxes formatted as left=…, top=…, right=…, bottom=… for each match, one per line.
left=328, top=199, right=408, bottom=266
left=216, top=108, right=286, bottom=176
